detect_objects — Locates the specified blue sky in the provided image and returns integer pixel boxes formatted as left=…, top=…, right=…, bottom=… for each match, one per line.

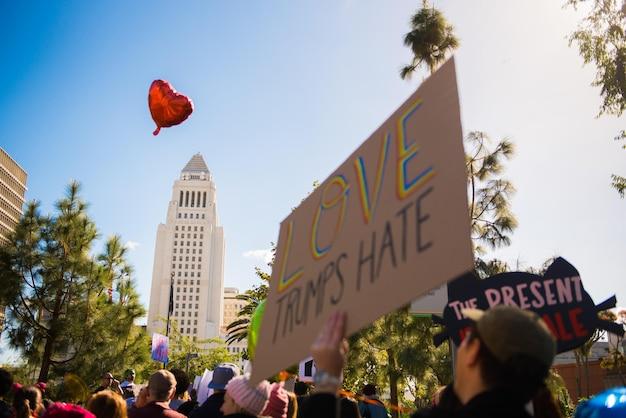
left=1, top=0, right=624, bottom=353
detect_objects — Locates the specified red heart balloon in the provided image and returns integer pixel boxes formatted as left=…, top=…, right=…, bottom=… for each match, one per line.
left=148, top=80, right=194, bottom=136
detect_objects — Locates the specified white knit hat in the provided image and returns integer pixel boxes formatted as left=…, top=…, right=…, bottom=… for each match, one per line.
left=225, top=374, right=271, bottom=415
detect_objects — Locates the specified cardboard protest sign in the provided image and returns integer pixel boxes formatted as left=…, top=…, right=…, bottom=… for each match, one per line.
left=151, top=333, right=169, bottom=363
left=251, top=58, right=474, bottom=383
left=433, top=257, right=625, bottom=353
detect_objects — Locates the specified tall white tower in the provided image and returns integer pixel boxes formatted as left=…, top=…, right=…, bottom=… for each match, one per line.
left=147, top=154, right=225, bottom=341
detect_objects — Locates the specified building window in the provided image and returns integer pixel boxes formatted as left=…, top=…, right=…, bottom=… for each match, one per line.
left=198, top=257, right=202, bottom=262
left=179, top=190, right=183, bottom=206
left=182, top=312, right=185, bottom=317
left=194, top=234, right=197, bottom=239
left=193, top=241, right=196, bottom=246
left=191, top=191, right=195, bottom=207
left=184, top=272, right=188, bottom=277
left=187, top=241, right=190, bottom=246
left=178, top=272, right=181, bottom=277
left=179, top=264, right=182, bottom=269
left=176, top=295, right=179, bottom=301
left=195, top=312, right=198, bottom=317
left=199, top=242, right=202, bottom=246
left=187, top=328, right=191, bottom=334
left=194, top=226, right=198, bottom=231
left=179, top=256, right=182, bottom=261
left=185, top=191, right=189, bottom=207
left=174, top=241, right=177, bottom=246
left=193, top=328, right=196, bottom=334
left=203, top=192, right=207, bottom=208
left=172, top=264, right=175, bottom=269
left=197, top=264, right=201, bottom=269
left=175, top=233, right=178, bottom=238
left=194, top=320, right=197, bottom=325
left=186, top=249, right=190, bottom=254
left=176, top=287, right=180, bottom=292
left=178, top=213, right=181, bottom=218
left=192, top=256, right=195, bottom=261
left=184, top=280, right=187, bottom=285
left=184, top=213, right=187, bottom=219
left=175, top=303, right=179, bottom=309
left=173, top=248, right=176, bottom=253
left=196, top=214, right=199, bottom=219
left=182, top=303, right=185, bottom=308
left=195, top=303, right=199, bottom=309
left=175, top=226, right=178, bottom=231
left=199, top=249, right=202, bottom=254
left=200, top=234, right=203, bottom=239
left=196, top=296, right=199, bottom=301
left=183, top=295, right=186, bottom=301
left=202, top=214, right=205, bottom=219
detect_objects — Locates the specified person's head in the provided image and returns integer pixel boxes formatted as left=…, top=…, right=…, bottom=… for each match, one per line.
left=13, top=385, right=43, bottom=418
left=123, top=370, right=135, bottom=383
left=261, top=382, right=288, bottom=418
left=454, top=306, right=556, bottom=405
left=147, top=370, right=177, bottom=402
left=87, top=391, right=127, bottom=418
left=362, top=384, right=377, bottom=397
left=221, top=374, right=270, bottom=416
left=169, top=369, right=189, bottom=399
left=208, top=363, right=240, bottom=393
left=293, top=381, right=308, bottom=397
left=41, top=403, right=95, bottom=418
left=0, top=368, right=13, bottom=398
left=101, top=373, right=114, bottom=388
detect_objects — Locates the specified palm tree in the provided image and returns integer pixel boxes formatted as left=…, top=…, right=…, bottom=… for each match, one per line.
left=400, top=0, right=459, bottom=79
left=225, top=268, right=269, bottom=345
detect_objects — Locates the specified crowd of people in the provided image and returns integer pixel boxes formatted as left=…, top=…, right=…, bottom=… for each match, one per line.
left=0, top=306, right=624, bottom=418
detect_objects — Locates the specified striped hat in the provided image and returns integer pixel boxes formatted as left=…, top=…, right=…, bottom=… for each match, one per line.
left=225, top=374, right=270, bottom=416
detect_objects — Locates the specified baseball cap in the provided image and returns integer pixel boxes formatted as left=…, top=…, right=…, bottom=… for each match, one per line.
left=208, top=363, right=240, bottom=390
left=462, top=305, right=556, bottom=368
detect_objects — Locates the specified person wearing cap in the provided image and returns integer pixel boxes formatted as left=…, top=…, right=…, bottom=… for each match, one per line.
left=128, top=370, right=185, bottom=418
left=219, top=374, right=270, bottom=417
left=189, top=363, right=239, bottom=418
left=95, top=373, right=124, bottom=397
left=120, top=370, right=136, bottom=394
left=301, top=308, right=559, bottom=418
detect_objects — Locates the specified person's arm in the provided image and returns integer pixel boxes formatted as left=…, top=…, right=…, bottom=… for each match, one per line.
left=310, top=311, right=348, bottom=395
left=299, top=311, right=348, bottom=418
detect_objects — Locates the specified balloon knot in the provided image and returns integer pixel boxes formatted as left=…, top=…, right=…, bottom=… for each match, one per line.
left=153, top=127, right=161, bottom=136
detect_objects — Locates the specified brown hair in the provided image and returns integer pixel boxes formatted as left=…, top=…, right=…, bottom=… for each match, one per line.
left=87, top=391, right=127, bottom=418
left=13, top=386, right=43, bottom=418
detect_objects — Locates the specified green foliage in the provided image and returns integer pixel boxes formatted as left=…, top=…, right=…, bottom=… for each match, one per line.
left=401, top=0, right=459, bottom=78
left=546, top=368, right=575, bottom=418
left=465, top=131, right=517, bottom=255
left=0, top=182, right=150, bottom=385
left=226, top=267, right=270, bottom=346
left=164, top=319, right=236, bottom=377
left=344, top=308, right=447, bottom=417
left=566, top=0, right=626, bottom=116
left=566, top=0, right=626, bottom=197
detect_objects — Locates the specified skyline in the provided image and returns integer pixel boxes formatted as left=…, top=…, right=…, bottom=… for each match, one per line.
left=1, top=0, right=625, bottom=352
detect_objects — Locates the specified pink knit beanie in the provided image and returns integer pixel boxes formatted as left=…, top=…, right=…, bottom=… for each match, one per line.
left=225, top=374, right=271, bottom=416
left=262, top=382, right=288, bottom=418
